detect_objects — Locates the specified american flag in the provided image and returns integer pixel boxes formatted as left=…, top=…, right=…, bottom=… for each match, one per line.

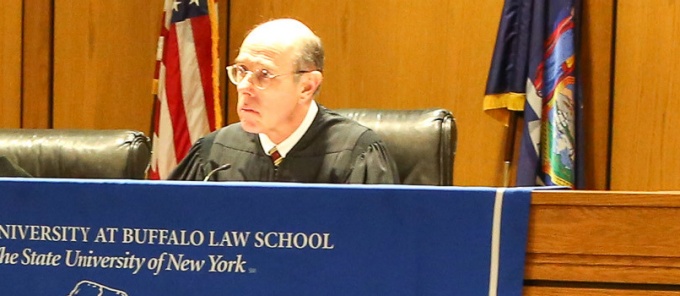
left=149, top=0, right=222, bottom=179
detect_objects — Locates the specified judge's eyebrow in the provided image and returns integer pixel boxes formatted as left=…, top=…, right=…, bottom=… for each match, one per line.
left=234, top=53, right=278, bottom=71
left=232, top=61, right=277, bottom=74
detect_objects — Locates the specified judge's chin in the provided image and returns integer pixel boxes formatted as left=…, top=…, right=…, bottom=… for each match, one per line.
left=0, top=156, right=33, bottom=178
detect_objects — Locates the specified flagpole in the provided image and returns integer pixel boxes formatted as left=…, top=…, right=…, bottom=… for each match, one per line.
left=503, top=111, right=518, bottom=187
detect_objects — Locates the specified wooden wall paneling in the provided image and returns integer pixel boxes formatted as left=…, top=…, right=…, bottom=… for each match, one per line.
left=581, top=0, right=613, bottom=190
left=611, top=1, right=680, bottom=190
left=228, top=0, right=507, bottom=186
left=22, top=0, right=53, bottom=129
left=0, top=0, right=23, bottom=128
left=53, top=0, right=163, bottom=133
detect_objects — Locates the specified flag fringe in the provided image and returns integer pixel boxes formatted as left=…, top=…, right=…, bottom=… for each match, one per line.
left=483, top=92, right=526, bottom=123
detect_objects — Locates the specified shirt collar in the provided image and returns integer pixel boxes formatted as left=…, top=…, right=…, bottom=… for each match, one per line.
left=260, top=101, right=318, bottom=158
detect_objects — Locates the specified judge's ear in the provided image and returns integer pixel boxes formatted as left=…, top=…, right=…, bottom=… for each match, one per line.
left=299, top=71, right=323, bottom=100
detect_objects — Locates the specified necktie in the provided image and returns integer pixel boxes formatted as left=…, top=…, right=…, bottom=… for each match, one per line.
left=268, top=146, right=283, bottom=167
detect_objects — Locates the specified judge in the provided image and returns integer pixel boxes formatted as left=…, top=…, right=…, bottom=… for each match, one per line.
left=169, top=18, right=399, bottom=184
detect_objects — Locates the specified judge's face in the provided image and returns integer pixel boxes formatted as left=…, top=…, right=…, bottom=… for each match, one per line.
left=233, top=34, right=304, bottom=139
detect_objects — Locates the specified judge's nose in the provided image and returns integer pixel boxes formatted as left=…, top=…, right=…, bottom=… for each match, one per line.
left=236, top=77, right=255, bottom=98
left=237, top=72, right=256, bottom=96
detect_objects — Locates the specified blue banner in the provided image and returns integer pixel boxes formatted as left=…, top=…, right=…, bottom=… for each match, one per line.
left=0, top=179, right=531, bottom=295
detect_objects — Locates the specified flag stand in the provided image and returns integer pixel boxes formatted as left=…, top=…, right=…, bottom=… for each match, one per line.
left=503, top=111, right=518, bottom=187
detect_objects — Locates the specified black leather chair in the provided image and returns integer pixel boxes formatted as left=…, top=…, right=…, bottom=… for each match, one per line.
left=0, top=129, right=151, bottom=179
left=335, top=108, right=456, bottom=185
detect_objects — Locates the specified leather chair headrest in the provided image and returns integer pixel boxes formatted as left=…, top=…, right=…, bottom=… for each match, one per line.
left=335, top=109, right=456, bottom=185
left=0, top=129, right=151, bottom=179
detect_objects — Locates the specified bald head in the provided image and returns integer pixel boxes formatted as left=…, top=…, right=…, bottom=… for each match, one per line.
left=233, top=19, right=325, bottom=143
left=243, top=18, right=324, bottom=73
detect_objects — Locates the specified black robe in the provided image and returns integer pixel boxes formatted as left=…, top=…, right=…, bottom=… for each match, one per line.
left=168, top=106, right=400, bottom=184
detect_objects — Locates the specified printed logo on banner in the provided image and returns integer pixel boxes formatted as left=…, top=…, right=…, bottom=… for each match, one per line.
left=68, top=280, right=128, bottom=296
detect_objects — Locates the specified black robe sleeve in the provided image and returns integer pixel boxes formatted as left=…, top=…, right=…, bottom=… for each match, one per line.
left=346, top=141, right=400, bottom=184
left=167, top=137, right=211, bottom=181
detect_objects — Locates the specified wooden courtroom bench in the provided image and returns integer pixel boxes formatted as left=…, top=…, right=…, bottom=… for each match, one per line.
left=525, top=190, right=680, bottom=295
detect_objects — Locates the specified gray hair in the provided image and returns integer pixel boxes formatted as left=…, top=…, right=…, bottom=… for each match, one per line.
left=294, top=34, right=324, bottom=97
left=295, top=35, right=324, bottom=72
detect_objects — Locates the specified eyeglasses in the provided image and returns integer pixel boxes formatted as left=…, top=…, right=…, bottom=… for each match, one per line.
left=226, top=65, right=313, bottom=90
